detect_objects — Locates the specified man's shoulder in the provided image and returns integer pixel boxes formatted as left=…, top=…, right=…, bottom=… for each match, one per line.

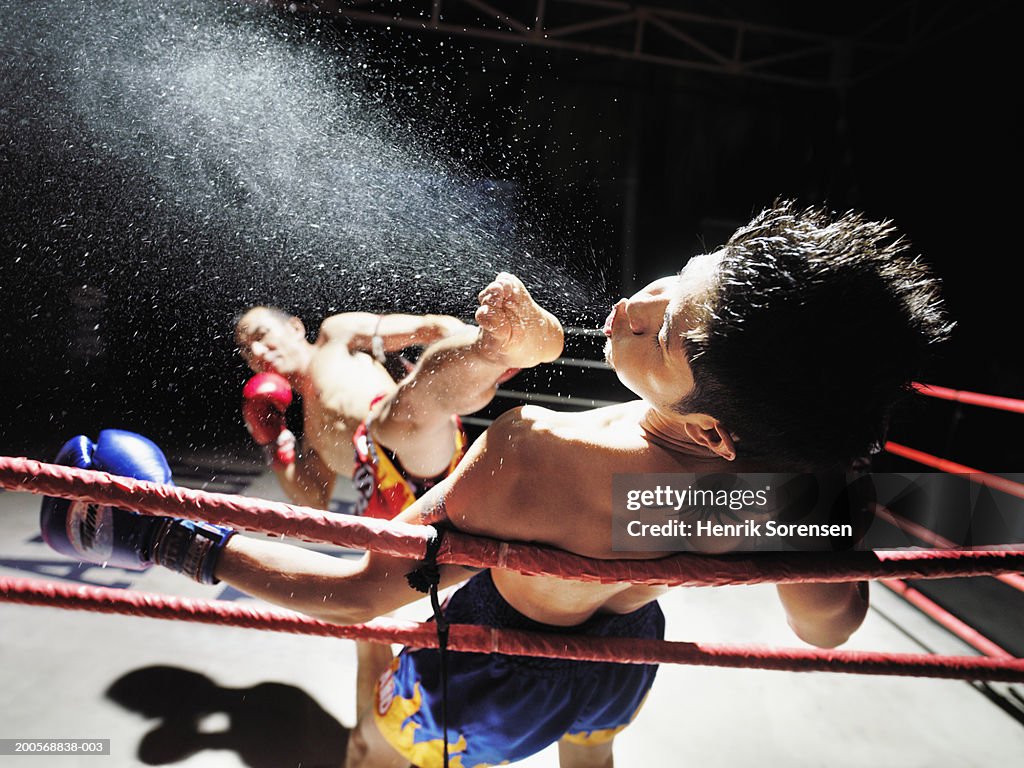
left=485, top=401, right=646, bottom=460
left=314, top=316, right=352, bottom=345
left=304, top=337, right=392, bottom=410
left=306, top=339, right=359, bottom=377
left=486, top=405, right=582, bottom=448
left=316, top=311, right=377, bottom=345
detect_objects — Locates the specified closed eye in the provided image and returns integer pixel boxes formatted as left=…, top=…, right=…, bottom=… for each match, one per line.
left=655, top=308, right=672, bottom=349
left=660, top=308, right=674, bottom=351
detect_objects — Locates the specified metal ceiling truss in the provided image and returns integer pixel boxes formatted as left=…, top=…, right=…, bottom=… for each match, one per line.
left=276, top=0, right=991, bottom=90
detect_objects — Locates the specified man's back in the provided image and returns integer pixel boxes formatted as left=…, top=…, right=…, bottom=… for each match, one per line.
left=443, top=401, right=738, bottom=626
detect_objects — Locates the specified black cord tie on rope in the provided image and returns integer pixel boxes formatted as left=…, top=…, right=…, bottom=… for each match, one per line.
left=406, top=526, right=450, bottom=768
left=406, top=526, right=445, bottom=593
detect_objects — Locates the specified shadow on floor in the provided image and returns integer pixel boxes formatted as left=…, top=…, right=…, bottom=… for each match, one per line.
left=106, top=665, right=348, bottom=767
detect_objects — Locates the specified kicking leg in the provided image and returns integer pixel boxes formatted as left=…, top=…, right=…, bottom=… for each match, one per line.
left=345, top=712, right=410, bottom=768
left=372, top=272, right=563, bottom=477
left=356, top=641, right=395, bottom=722
left=558, top=735, right=615, bottom=768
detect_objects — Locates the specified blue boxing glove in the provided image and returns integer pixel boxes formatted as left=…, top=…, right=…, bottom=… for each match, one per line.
left=40, top=429, right=234, bottom=584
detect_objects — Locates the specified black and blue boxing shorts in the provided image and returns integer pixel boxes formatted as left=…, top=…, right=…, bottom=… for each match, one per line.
left=374, top=570, right=664, bottom=767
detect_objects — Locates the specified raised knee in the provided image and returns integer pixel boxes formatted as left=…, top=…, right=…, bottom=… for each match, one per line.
left=344, top=724, right=371, bottom=768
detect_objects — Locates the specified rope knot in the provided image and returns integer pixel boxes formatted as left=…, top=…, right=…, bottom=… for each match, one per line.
left=406, top=526, right=445, bottom=593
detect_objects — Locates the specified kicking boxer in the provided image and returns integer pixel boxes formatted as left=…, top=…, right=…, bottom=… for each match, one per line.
left=44, top=203, right=951, bottom=768
left=235, top=274, right=557, bottom=515
left=235, top=272, right=562, bottom=716
left=236, top=308, right=466, bottom=513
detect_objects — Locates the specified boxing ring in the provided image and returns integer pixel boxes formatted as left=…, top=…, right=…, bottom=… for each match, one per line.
left=0, top=337, right=1022, bottom=765
left=1, top=456, right=1023, bottom=683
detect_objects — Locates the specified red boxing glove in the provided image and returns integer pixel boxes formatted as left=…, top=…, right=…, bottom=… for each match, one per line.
left=241, top=373, right=296, bottom=467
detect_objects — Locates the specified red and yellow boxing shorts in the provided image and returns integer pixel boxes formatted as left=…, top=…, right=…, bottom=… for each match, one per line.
left=352, top=395, right=467, bottom=520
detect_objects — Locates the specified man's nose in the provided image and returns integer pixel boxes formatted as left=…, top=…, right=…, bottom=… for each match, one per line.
left=627, top=294, right=666, bottom=333
left=251, top=341, right=269, bottom=358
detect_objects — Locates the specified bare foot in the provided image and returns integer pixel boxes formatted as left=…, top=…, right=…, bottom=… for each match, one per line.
left=474, top=272, right=564, bottom=368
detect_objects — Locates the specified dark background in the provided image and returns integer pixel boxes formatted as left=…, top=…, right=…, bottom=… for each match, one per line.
left=0, top=0, right=1019, bottom=473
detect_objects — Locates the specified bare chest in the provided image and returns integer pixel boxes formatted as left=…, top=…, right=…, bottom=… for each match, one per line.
left=300, top=354, right=395, bottom=472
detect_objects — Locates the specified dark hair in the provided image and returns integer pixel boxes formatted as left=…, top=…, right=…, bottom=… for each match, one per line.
left=677, top=200, right=953, bottom=469
left=231, top=305, right=294, bottom=336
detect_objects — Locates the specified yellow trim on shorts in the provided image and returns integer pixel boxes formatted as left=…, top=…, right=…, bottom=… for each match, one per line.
left=563, top=690, right=651, bottom=746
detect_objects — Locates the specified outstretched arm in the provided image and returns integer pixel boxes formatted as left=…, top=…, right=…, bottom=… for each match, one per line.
left=215, top=415, right=519, bottom=624
left=320, top=311, right=472, bottom=355
left=214, top=495, right=467, bottom=624
left=775, top=581, right=869, bottom=648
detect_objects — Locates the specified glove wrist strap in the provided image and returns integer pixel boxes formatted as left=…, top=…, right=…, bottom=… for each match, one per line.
left=262, top=429, right=296, bottom=468
left=149, top=520, right=235, bottom=584
left=371, top=315, right=387, bottom=364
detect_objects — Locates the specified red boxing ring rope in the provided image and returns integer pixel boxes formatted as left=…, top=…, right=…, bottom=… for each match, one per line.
left=879, top=579, right=1013, bottom=659
left=2, top=577, right=1022, bottom=683
left=1, top=457, right=1022, bottom=587
left=913, top=381, right=1024, bottom=415
left=873, top=504, right=1024, bottom=592
left=883, top=441, right=1024, bottom=501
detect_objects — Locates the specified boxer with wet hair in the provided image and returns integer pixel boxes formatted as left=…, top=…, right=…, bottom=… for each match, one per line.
left=43, top=204, right=952, bottom=768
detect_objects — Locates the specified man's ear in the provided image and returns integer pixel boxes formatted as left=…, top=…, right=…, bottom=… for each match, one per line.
left=287, top=316, right=306, bottom=337
left=682, top=415, right=737, bottom=461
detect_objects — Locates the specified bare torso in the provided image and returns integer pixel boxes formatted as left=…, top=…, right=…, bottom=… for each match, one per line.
left=300, top=337, right=398, bottom=474
left=452, top=401, right=742, bottom=626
